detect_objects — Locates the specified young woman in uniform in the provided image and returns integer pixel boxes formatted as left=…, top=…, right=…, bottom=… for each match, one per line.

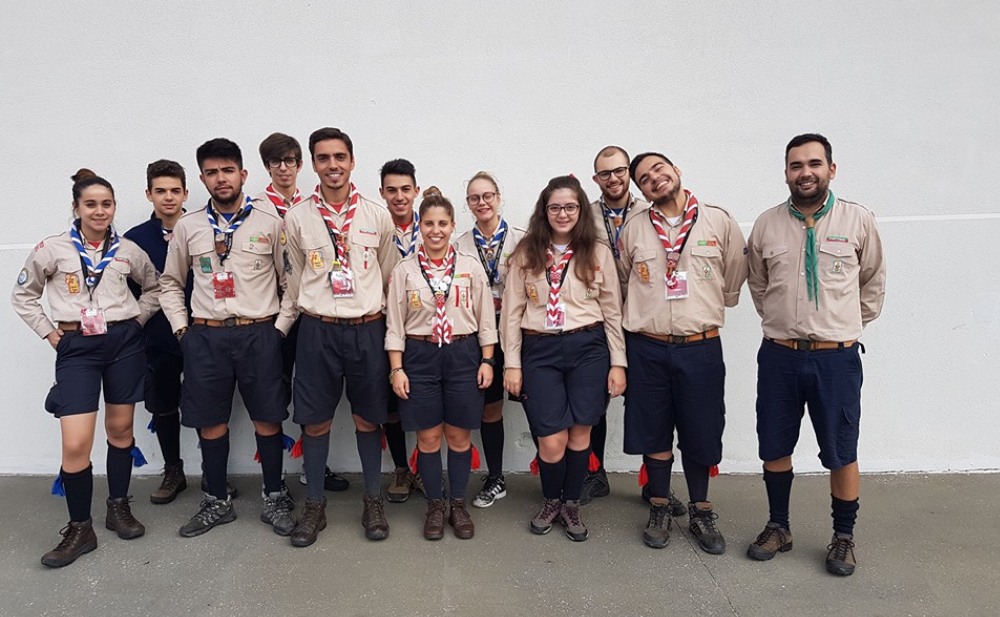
left=11, top=170, right=160, bottom=567
left=501, top=175, right=627, bottom=542
left=453, top=171, right=525, bottom=508
left=385, top=188, right=497, bottom=540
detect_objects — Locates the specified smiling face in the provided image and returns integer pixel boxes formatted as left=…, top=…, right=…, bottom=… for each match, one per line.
left=199, top=157, right=247, bottom=208
left=785, top=141, right=836, bottom=206
left=312, top=138, right=355, bottom=196
left=593, top=150, right=631, bottom=202
left=545, top=188, right=580, bottom=244
left=466, top=178, right=501, bottom=228
left=380, top=173, right=420, bottom=223
left=146, top=176, right=188, bottom=221
left=74, top=185, right=116, bottom=241
left=419, top=205, right=455, bottom=256
left=634, top=155, right=682, bottom=208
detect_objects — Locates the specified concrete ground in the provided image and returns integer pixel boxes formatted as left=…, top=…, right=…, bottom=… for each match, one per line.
left=0, top=473, right=996, bottom=617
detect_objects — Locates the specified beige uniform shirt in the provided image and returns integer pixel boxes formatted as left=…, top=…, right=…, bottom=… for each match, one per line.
left=161, top=196, right=285, bottom=332
left=384, top=250, right=498, bottom=351
left=392, top=216, right=421, bottom=259
left=281, top=193, right=399, bottom=324
left=453, top=221, right=526, bottom=313
left=12, top=231, right=160, bottom=339
left=500, top=242, right=627, bottom=369
left=591, top=194, right=647, bottom=294
left=620, top=199, right=748, bottom=336
left=747, top=197, right=886, bottom=341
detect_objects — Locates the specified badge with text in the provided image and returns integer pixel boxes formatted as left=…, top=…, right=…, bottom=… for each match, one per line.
left=409, top=290, right=422, bottom=309
left=545, top=302, right=567, bottom=330
left=80, top=308, right=108, bottom=336
left=212, top=272, right=236, bottom=299
left=330, top=269, right=355, bottom=298
left=65, top=273, right=81, bottom=294
left=665, top=271, right=689, bottom=300
left=309, top=250, right=324, bottom=272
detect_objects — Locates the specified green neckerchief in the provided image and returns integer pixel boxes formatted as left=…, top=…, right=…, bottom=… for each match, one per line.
left=787, top=190, right=835, bottom=309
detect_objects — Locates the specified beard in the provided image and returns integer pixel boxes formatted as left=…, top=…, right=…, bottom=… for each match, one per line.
left=211, top=186, right=242, bottom=209
left=652, top=185, right=681, bottom=209
left=789, top=178, right=829, bottom=206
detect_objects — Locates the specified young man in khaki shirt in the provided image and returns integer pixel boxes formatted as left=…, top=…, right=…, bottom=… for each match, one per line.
left=745, top=133, right=885, bottom=576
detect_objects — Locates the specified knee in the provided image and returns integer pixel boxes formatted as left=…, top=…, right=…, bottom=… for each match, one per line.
left=304, top=421, right=332, bottom=438
left=481, top=402, right=503, bottom=423
left=199, top=424, right=228, bottom=440
left=62, top=437, right=91, bottom=461
left=354, top=415, right=378, bottom=432
left=763, top=457, right=793, bottom=472
left=444, top=429, right=471, bottom=451
left=417, top=431, right=443, bottom=452
left=253, top=421, right=281, bottom=437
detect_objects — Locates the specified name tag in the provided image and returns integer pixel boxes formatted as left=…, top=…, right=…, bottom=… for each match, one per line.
left=80, top=308, right=107, bottom=336
left=213, top=272, right=236, bottom=299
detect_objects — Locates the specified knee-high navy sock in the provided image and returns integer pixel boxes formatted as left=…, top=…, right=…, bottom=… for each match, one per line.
left=447, top=447, right=472, bottom=500
left=538, top=456, right=567, bottom=500
left=644, top=455, right=674, bottom=502
left=62, top=465, right=93, bottom=523
left=106, top=441, right=134, bottom=499
left=418, top=450, right=443, bottom=500
left=562, top=448, right=590, bottom=501
left=356, top=430, right=382, bottom=497
left=383, top=420, right=408, bottom=470
left=480, top=419, right=505, bottom=478
left=302, top=432, right=329, bottom=502
left=763, top=468, right=794, bottom=530
left=199, top=432, right=230, bottom=501
left=832, top=495, right=860, bottom=536
left=590, top=414, right=608, bottom=470
left=154, top=412, right=182, bottom=467
left=682, top=457, right=710, bottom=503
left=255, top=432, right=284, bottom=495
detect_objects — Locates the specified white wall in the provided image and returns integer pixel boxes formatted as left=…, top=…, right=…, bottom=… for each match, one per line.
left=2, top=1, right=998, bottom=475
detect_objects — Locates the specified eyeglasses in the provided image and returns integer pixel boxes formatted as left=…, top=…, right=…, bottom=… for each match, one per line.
left=466, top=192, right=497, bottom=206
left=267, top=157, right=300, bottom=169
left=546, top=203, right=580, bottom=215
left=595, top=166, right=629, bottom=182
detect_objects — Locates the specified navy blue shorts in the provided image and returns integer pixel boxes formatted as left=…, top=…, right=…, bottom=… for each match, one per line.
left=520, top=325, right=610, bottom=438
left=144, top=346, right=183, bottom=415
left=398, top=336, right=485, bottom=432
left=45, top=319, right=146, bottom=418
left=484, top=330, right=506, bottom=405
left=179, top=321, right=287, bottom=428
left=755, top=339, right=863, bottom=470
left=292, top=314, right=389, bottom=426
left=622, top=332, right=726, bottom=465
left=280, top=314, right=301, bottom=409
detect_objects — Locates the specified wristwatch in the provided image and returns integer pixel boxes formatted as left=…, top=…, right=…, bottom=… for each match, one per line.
left=480, top=357, right=496, bottom=367
left=174, top=326, right=188, bottom=340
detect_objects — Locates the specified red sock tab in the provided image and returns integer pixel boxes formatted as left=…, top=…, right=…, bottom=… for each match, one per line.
left=409, top=447, right=419, bottom=475
left=290, top=436, right=303, bottom=459
left=380, top=431, right=387, bottom=451
left=470, top=446, right=481, bottom=470
left=588, top=452, right=601, bottom=473
left=638, top=463, right=648, bottom=487
left=529, top=458, right=539, bottom=476
left=253, top=450, right=261, bottom=463
left=709, top=464, right=719, bottom=478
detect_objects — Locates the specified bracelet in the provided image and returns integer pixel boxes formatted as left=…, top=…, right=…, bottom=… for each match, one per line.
left=480, top=357, right=496, bottom=367
left=388, top=367, right=405, bottom=384
left=174, top=326, right=188, bottom=340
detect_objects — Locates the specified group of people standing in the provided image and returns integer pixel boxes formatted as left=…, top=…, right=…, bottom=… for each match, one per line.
left=12, top=129, right=884, bottom=579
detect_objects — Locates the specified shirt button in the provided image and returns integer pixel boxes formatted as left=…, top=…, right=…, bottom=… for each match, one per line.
left=800, top=272, right=805, bottom=276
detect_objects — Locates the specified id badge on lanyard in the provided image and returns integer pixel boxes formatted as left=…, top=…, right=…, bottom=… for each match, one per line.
left=213, top=272, right=237, bottom=299
left=665, top=272, right=689, bottom=300
left=330, top=269, right=355, bottom=298
left=80, top=308, right=108, bottom=336
left=545, top=303, right=567, bottom=330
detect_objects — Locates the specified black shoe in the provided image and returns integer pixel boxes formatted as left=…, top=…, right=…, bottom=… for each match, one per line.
left=261, top=484, right=296, bottom=536
left=179, top=498, right=236, bottom=537
left=298, top=466, right=350, bottom=492
left=200, top=477, right=238, bottom=499
left=687, top=502, right=726, bottom=554
left=641, top=484, right=687, bottom=517
left=105, top=497, right=145, bottom=539
left=642, top=504, right=672, bottom=549
left=579, top=469, right=610, bottom=506
left=41, top=520, right=98, bottom=568
left=825, top=534, right=857, bottom=576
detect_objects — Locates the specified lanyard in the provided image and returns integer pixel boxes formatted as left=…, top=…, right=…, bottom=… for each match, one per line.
left=473, top=218, right=508, bottom=287
left=600, top=196, right=633, bottom=260
left=69, top=221, right=120, bottom=292
left=394, top=210, right=420, bottom=258
left=313, top=183, right=360, bottom=268
left=648, top=190, right=699, bottom=282
left=205, top=196, right=253, bottom=266
left=264, top=184, right=302, bottom=218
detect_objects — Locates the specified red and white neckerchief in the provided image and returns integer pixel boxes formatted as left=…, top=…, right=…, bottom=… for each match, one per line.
left=312, top=183, right=360, bottom=269
left=264, top=184, right=302, bottom=218
left=416, top=244, right=456, bottom=347
left=545, top=244, right=574, bottom=330
left=648, top=189, right=699, bottom=288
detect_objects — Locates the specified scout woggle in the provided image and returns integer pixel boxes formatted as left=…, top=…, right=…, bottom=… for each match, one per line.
left=69, top=221, right=120, bottom=290
left=417, top=244, right=456, bottom=347
left=205, top=195, right=253, bottom=265
left=648, top=189, right=699, bottom=288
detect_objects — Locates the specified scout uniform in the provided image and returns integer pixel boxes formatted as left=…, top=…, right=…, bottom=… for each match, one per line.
left=589, top=193, right=647, bottom=290
left=392, top=211, right=421, bottom=259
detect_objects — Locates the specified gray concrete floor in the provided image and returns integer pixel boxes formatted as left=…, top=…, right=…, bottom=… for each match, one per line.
left=0, top=473, right=996, bottom=617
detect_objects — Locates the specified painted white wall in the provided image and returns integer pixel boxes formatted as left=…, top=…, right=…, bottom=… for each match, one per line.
left=1, top=1, right=998, bottom=475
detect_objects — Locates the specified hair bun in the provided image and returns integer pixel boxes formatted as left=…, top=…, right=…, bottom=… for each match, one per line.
left=71, top=168, right=97, bottom=183
left=422, top=186, right=442, bottom=198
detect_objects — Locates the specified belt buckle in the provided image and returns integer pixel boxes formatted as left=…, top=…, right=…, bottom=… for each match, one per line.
left=670, top=334, right=687, bottom=345
left=222, top=317, right=237, bottom=327
left=794, top=339, right=811, bottom=351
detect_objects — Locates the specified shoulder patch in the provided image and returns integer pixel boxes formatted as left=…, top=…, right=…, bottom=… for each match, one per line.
left=17, top=268, right=28, bottom=286
left=33, top=241, right=44, bottom=252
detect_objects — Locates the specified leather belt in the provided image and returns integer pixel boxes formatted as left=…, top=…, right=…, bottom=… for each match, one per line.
left=406, top=333, right=473, bottom=342
left=303, top=311, right=383, bottom=326
left=639, top=328, right=720, bottom=345
left=523, top=323, right=602, bottom=337
left=193, top=316, right=274, bottom=327
left=58, top=320, right=124, bottom=332
left=768, top=338, right=856, bottom=351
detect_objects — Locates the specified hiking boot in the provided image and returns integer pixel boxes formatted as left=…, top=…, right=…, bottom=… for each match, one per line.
left=448, top=499, right=475, bottom=539
left=579, top=469, right=610, bottom=505
left=261, top=483, right=296, bottom=536
left=362, top=494, right=389, bottom=541
left=530, top=498, right=563, bottom=535
left=641, top=484, right=687, bottom=517
left=642, top=503, right=672, bottom=549
left=825, top=534, right=857, bottom=576
left=41, top=519, right=98, bottom=568
left=298, top=466, right=350, bottom=492
left=560, top=500, right=589, bottom=542
left=105, top=497, right=146, bottom=539
left=179, top=497, right=236, bottom=537
left=386, top=467, right=415, bottom=503
left=746, top=522, right=793, bottom=561
left=150, top=461, right=187, bottom=504
left=423, top=498, right=447, bottom=541
left=471, top=475, right=507, bottom=508
left=200, top=476, right=238, bottom=499
left=290, top=498, right=327, bottom=548
left=688, top=502, right=726, bottom=554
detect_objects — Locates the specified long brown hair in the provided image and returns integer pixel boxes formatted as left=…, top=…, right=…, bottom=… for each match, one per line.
left=509, top=175, right=598, bottom=286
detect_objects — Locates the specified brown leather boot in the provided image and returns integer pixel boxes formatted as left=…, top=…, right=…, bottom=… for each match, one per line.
left=448, top=498, right=475, bottom=539
left=290, top=497, right=327, bottom=548
left=423, top=498, right=447, bottom=541
left=41, top=519, right=98, bottom=568
left=106, top=497, right=146, bottom=539
left=150, top=461, right=187, bottom=504
left=361, top=494, right=389, bottom=541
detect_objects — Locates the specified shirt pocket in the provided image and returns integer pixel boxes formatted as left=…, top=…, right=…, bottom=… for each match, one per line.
left=818, top=241, right=858, bottom=280
left=688, top=245, right=722, bottom=282
left=526, top=276, right=548, bottom=307
left=55, top=260, right=84, bottom=298
left=574, top=269, right=603, bottom=302
left=404, top=273, right=428, bottom=311
left=631, top=248, right=660, bottom=287
left=189, top=240, right=216, bottom=274
left=762, top=244, right=792, bottom=285
left=351, top=232, right=380, bottom=270
left=452, top=275, right=472, bottom=309
left=105, top=259, right=132, bottom=292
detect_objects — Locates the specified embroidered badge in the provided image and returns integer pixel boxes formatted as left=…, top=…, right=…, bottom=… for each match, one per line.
left=309, top=251, right=324, bottom=271
left=409, top=290, right=422, bottom=309
left=199, top=256, right=213, bottom=273
left=280, top=229, right=287, bottom=246
left=358, top=227, right=377, bottom=236
left=113, top=257, right=130, bottom=264
left=826, top=235, right=849, bottom=243
left=253, top=259, right=263, bottom=271
left=249, top=234, right=271, bottom=244
left=832, top=260, right=843, bottom=273
left=65, top=273, right=80, bottom=294
left=527, top=284, right=539, bottom=304
left=637, top=262, right=651, bottom=284
left=16, top=268, right=28, bottom=286
left=33, top=241, right=44, bottom=252
left=697, top=239, right=718, bottom=247
left=703, top=265, right=713, bottom=279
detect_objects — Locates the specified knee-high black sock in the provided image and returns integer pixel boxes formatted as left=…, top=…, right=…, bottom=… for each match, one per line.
left=644, top=455, right=674, bottom=502
left=383, top=420, right=408, bottom=469
left=418, top=450, right=443, bottom=500
left=763, top=468, right=794, bottom=530
left=199, top=432, right=230, bottom=501
left=356, top=430, right=383, bottom=497
left=562, top=448, right=590, bottom=501
left=537, top=456, right=566, bottom=500
left=302, top=432, right=329, bottom=502
left=106, top=441, right=134, bottom=499
left=480, top=419, right=505, bottom=478
left=831, top=495, right=859, bottom=536
left=154, top=412, right=182, bottom=466
left=255, top=432, right=284, bottom=495
left=682, top=457, right=711, bottom=503
left=447, top=447, right=472, bottom=500
left=590, top=414, right=608, bottom=470
left=62, top=465, right=93, bottom=523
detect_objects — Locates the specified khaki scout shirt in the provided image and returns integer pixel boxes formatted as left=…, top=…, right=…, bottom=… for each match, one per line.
left=591, top=194, right=649, bottom=294
left=453, top=221, right=526, bottom=313
left=747, top=197, right=886, bottom=341
left=392, top=215, right=421, bottom=258
left=280, top=193, right=399, bottom=323
left=161, top=196, right=285, bottom=333
left=500, top=242, right=627, bottom=369
left=12, top=232, right=160, bottom=339
left=384, top=250, right=498, bottom=351
left=619, top=199, right=747, bottom=336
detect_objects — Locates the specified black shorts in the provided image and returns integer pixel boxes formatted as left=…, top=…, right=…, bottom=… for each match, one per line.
left=622, top=332, right=726, bottom=465
left=398, top=336, right=485, bottom=432
left=45, top=319, right=146, bottom=418
left=178, top=321, right=287, bottom=428
left=144, top=346, right=183, bottom=415
left=520, top=325, right=610, bottom=438
left=292, top=314, right=389, bottom=426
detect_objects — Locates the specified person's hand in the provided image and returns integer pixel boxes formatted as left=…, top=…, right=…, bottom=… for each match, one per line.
left=46, top=330, right=63, bottom=350
left=477, top=364, right=494, bottom=389
left=392, top=370, right=410, bottom=400
left=608, top=366, right=627, bottom=397
left=504, top=368, right=522, bottom=398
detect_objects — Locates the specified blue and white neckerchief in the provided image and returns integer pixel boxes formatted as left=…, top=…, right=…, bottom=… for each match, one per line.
left=69, top=220, right=120, bottom=289
left=394, top=210, right=420, bottom=258
left=205, top=195, right=253, bottom=265
left=600, top=195, right=634, bottom=260
left=473, top=218, right=508, bottom=287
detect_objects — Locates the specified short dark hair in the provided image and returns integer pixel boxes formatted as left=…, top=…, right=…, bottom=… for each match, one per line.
left=308, top=127, right=354, bottom=159
left=785, top=133, right=833, bottom=165
left=71, top=168, right=114, bottom=203
left=196, top=138, right=243, bottom=170
left=594, top=145, right=630, bottom=170
left=380, top=158, right=416, bottom=186
left=628, top=152, right=674, bottom=183
left=146, top=159, right=186, bottom=190
left=258, top=133, right=302, bottom=167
